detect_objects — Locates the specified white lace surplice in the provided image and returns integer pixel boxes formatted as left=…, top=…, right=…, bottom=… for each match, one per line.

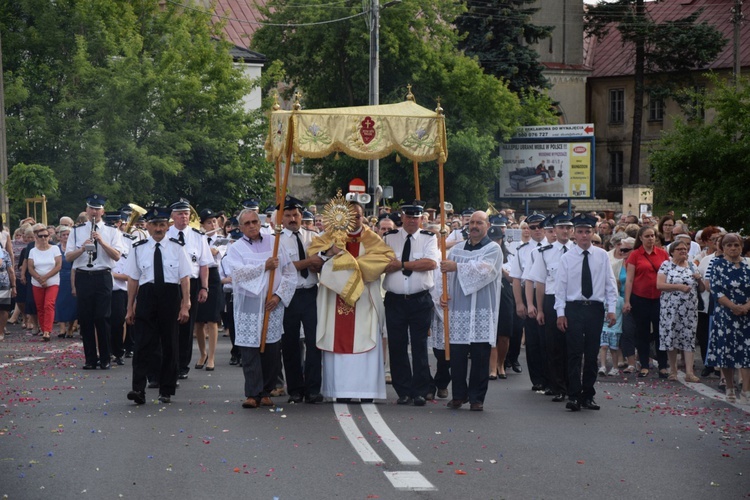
left=223, top=237, right=296, bottom=348
left=444, top=241, right=502, bottom=346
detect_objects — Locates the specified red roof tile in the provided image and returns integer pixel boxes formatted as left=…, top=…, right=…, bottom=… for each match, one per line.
left=209, top=0, right=266, bottom=50
left=587, top=0, right=750, bottom=78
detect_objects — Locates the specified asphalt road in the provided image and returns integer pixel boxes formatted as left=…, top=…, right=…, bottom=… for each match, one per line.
left=1, top=326, right=748, bottom=499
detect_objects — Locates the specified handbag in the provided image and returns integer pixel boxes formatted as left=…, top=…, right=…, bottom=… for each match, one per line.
left=0, top=286, right=11, bottom=305
left=688, top=262, right=705, bottom=311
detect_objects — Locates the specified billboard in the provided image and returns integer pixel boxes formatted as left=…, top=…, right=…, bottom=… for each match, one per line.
left=497, top=124, right=595, bottom=200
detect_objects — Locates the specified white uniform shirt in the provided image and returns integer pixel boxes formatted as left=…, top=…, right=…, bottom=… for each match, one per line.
left=166, top=226, right=212, bottom=279
left=509, top=237, right=548, bottom=282
left=67, top=220, right=125, bottom=271
left=554, top=244, right=618, bottom=316
left=279, top=227, right=319, bottom=289
left=125, top=237, right=192, bottom=286
left=525, top=240, right=575, bottom=294
left=382, top=228, right=440, bottom=295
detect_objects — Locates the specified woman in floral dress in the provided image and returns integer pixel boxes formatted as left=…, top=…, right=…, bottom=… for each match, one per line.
left=706, top=233, right=750, bottom=403
left=656, top=240, right=704, bottom=382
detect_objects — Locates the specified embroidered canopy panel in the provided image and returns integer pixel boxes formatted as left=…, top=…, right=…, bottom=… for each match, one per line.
left=265, top=100, right=448, bottom=163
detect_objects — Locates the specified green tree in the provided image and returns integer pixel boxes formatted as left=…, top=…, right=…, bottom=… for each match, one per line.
left=252, top=0, right=556, bottom=209
left=584, top=0, right=726, bottom=185
left=650, top=76, right=750, bottom=230
left=1, top=0, right=274, bottom=223
left=455, top=0, right=553, bottom=93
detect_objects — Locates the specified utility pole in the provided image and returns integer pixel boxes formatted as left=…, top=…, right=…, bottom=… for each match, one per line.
left=0, top=34, right=8, bottom=225
left=732, top=0, right=743, bottom=83
left=368, top=0, right=380, bottom=216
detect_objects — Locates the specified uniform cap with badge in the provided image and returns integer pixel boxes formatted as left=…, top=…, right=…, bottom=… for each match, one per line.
left=145, top=207, right=172, bottom=223
left=86, top=194, right=107, bottom=209
left=199, top=208, right=216, bottom=223
left=302, top=211, right=314, bottom=221
left=525, top=211, right=546, bottom=225
left=242, top=199, right=260, bottom=210
left=400, top=200, right=425, bottom=217
left=169, top=198, right=191, bottom=212
left=571, top=213, right=598, bottom=228
left=488, top=225, right=505, bottom=241
left=103, top=211, right=121, bottom=225
left=552, top=211, right=574, bottom=226
left=277, top=195, right=305, bottom=211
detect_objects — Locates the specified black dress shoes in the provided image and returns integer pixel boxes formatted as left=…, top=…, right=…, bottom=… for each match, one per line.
left=469, top=402, right=484, bottom=411
left=305, top=393, right=324, bottom=404
left=127, top=390, right=146, bottom=405
left=511, top=362, right=522, bottom=373
left=543, top=388, right=555, bottom=396
left=566, top=399, right=581, bottom=412
left=178, top=372, right=188, bottom=380
left=113, top=357, right=124, bottom=366
left=229, top=357, right=239, bottom=366
left=82, top=364, right=97, bottom=370
left=552, top=394, right=566, bottom=402
left=531, top=384, right=544, bottom=391
left=288, top=394, right=303, bottom=404
left=158, top=395, right=171, bottom=404
left=396, top=395, right=413, bottom=405
left=580, top=399, right=600, bottom=410
left=124, top=350, right=133, bottom=358
left=446, top=399, right=464, bottom=409
left=413, top=396, right=426, bottom=406
left=100, top=363, right=111, bottom=370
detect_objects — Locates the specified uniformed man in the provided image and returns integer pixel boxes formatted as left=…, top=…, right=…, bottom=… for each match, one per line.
left=167, top=199, right=212, bottom=379
left=125, top=207, right=191, bottom=405
left=382, top=201, right=440, bottom=406
left=555, top=214, right=618, bottom=412
left=445, top=208, right=474, bottom=249
left=278, top=195, right=324, bottom=404
left=525, top=211, right=575, bottom=402
left=66, top=195, right=125, bottom=370
left=301, top=210, right=316, bottom=232
left=105, top=210, right=133, bottom=366
left=510, top=211, right=548, bottom=391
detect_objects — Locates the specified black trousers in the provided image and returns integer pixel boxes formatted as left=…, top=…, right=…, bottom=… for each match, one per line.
left=132, top=283, right=180, bottom=396
left=385, top=291, right=434, bottom=399
left=75, top=270, right=113, bottom=366
left=507, top=303, right=523, bottom=365
left=565, top=301, right=605, bottom=401
left=450, top=342, right=491, bottom=404
left=225, top=292, right=239, bottom=359
left=543, top=295, right=567, bottom=396
left=431, top=347, right=451, bottom=391
left=281, top=286, right=320, bottom=397
left=178, top=277, right=200, bottom=374
left=630, top=294, right=667, bottom=370
left=241, top=341, right=281, bottom=399
left=110, top=289, right=127, bottom=359
left=522, top=293, right=548, bottom=387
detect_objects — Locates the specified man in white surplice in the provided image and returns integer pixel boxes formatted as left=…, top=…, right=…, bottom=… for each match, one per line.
left=440, top=211, right=502, bottom=411
left=222, top=209, right=296, bottom=409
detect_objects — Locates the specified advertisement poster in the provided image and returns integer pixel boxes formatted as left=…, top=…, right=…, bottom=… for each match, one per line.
left=497, top=125, right=595, bottom=199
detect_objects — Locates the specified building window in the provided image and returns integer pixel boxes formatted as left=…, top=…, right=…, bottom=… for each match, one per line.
left=609, top=151, right=623, bottom=186
left=609, top=89, right=625, bottom=124
left=688, top=85, right=706, bottom=121
left=292, top=161, right=309, bottom=176
left=648, top=95, right=664, bottom=121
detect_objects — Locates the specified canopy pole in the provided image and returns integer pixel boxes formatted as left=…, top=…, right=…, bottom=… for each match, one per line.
left=438, top=159, right=450, bottom=361
left=413, top=160, right=420, bottom=200
left=261, top=94, right=299, bottom=352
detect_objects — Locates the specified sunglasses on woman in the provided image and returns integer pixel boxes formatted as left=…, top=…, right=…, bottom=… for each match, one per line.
left=36, top=234, right=50, bottom=238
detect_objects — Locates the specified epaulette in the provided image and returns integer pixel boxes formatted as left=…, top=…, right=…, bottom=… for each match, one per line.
left=191, top=227, right=205, bottom=235
left=384, top=229, right=399, bottom=236
left=420, top=230, right=435, bottom=236
left=73, top=222, right=86, bottom=228
left=538, top=244, right=554, bottom=252
left=123, top=233, right=137, bottom=240
left=518, top=242, right=529, bottom=249
left=169, top=237, right=185, bottom=246
left=132, top=239, right=148, bottom=248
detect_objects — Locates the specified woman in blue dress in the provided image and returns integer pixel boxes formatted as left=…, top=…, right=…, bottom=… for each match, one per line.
left=706, top=233, right=750, bottom=403
left=54, top=226, right=77, bottom=338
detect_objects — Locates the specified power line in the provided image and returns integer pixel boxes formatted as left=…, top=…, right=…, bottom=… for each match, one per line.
left=164, top=0, right=368, bottom=27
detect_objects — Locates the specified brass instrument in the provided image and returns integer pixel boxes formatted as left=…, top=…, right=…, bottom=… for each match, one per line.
left=124, top=203, right=147, bottom=233
left=189, top=204, right=201, bottom=230
left=86, top=216, right=97, bottom=268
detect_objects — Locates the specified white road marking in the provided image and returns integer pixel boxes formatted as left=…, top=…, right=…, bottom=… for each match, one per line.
left=13, top=356, right=45, bottom=362
left=361, top=403, right=421, bottom=465
left=333, top=403, right=383, bottom=464
left=678, top=371, right=750, bottom=413
left=383, top=471, right=436, bottom=491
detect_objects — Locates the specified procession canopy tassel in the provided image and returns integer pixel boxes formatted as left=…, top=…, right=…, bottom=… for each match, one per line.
left=405, top=84, right=415, bottom=103
left=395, top=153, right=401, bottom=163
left=335, top=152, right=340, bottom=161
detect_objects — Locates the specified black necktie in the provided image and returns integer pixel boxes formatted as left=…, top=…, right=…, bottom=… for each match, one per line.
left=178, top=231, right=185, bottom=245
left=537, top=242, right=542, bottom=247
left=154, top=242, right=164, bottom=286
left=294, top=232, right=309, bottom=279
left=563, top=245, right=568, bottom=254
left=207, top=237, right=212, bottom=245
left=581, top=250, right=593, bottom=299
left=402, top=234, right=413, bottom=277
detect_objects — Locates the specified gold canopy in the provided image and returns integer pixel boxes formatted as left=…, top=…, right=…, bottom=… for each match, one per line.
left=265, top=100, right=448, bottom=164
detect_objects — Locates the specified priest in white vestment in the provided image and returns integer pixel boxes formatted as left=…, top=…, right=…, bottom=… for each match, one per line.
left=440, top=211, right=502, bottom=411
left=308, top=203, right=395, bottom=402
left=223, top=210, right=296, bottom=409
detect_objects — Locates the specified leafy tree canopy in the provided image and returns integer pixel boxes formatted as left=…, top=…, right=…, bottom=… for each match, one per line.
left=650, top=76, right=750, bottom=231
left=1, top=0, right=274, bottom=224
left=251, top=0, right=557, bottom=210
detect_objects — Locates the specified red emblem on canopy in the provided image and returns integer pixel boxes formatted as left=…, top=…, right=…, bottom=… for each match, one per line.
left=360, top=116, right=376, bottom=145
